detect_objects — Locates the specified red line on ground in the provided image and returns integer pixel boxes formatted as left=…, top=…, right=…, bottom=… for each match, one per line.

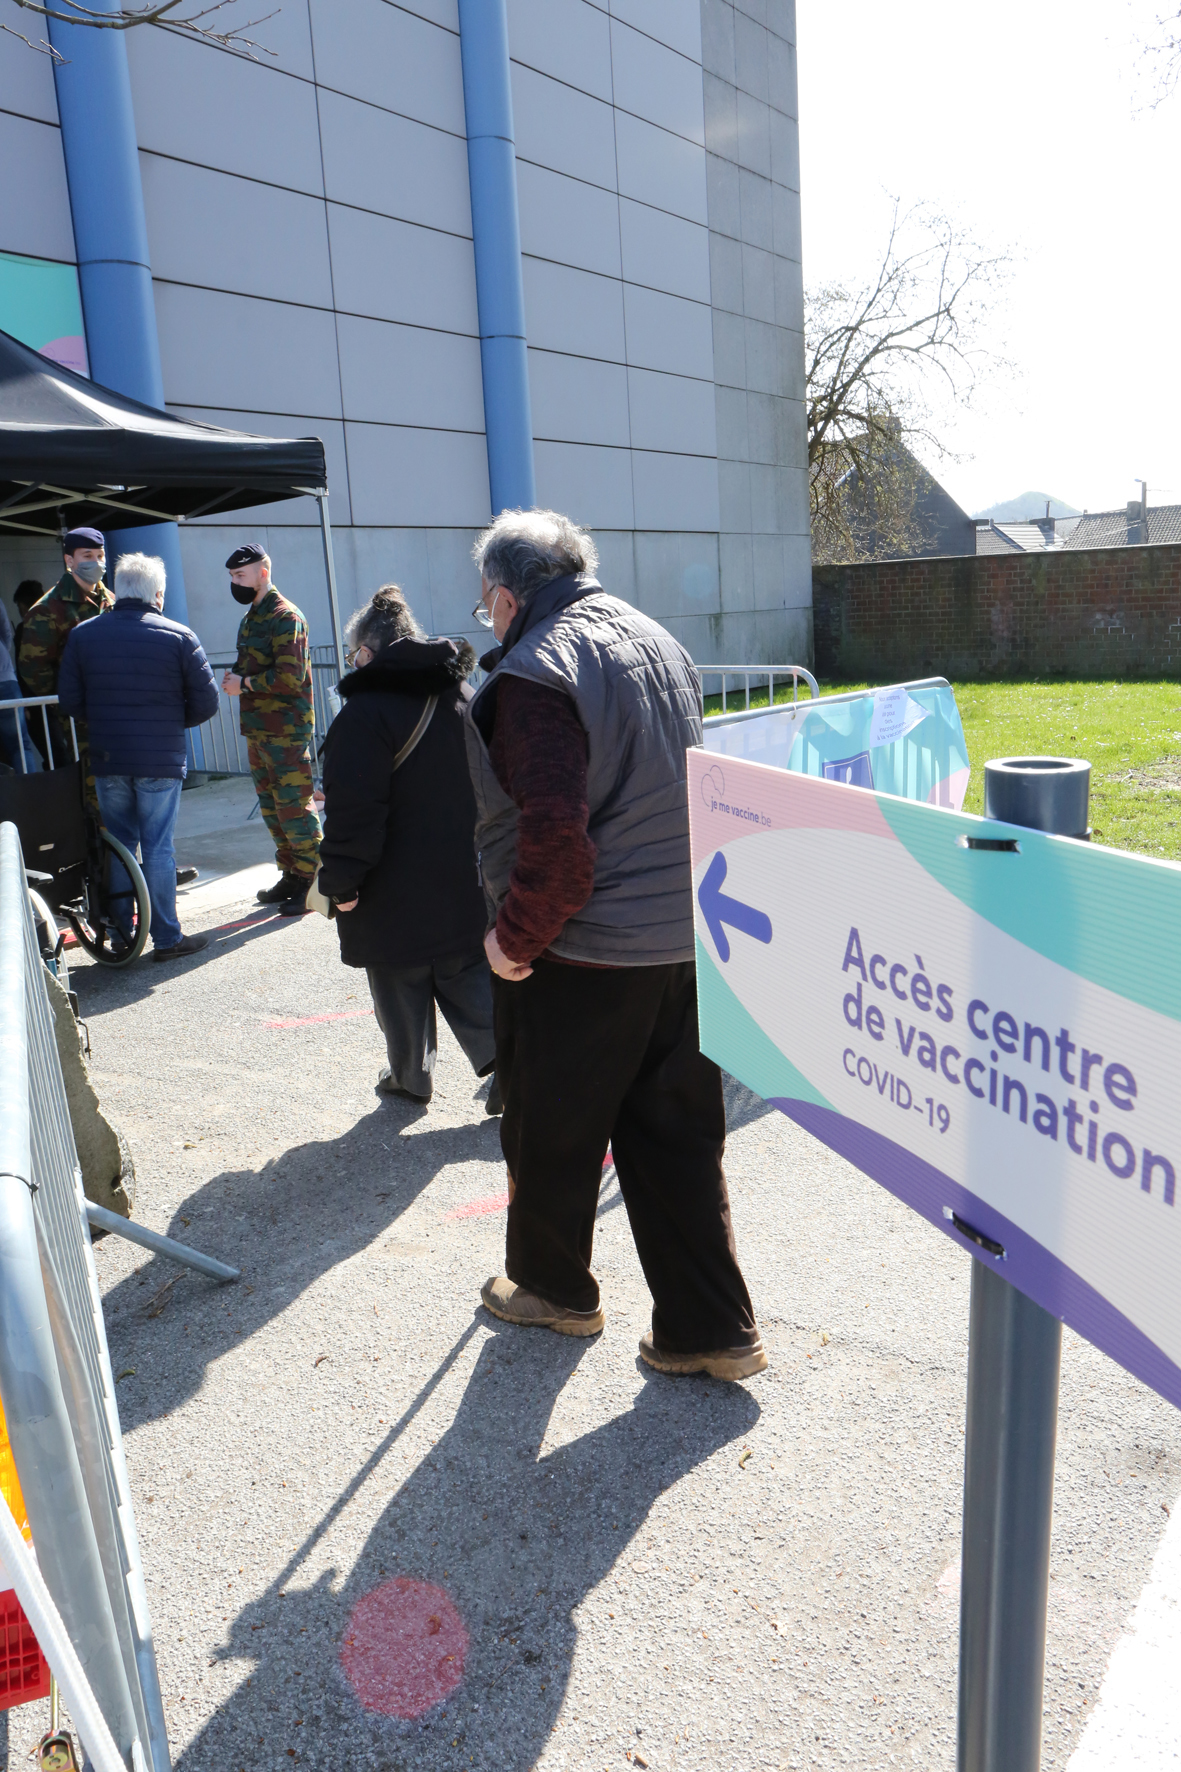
left=444, top=1192, right=510, bottom=1221
left=341, top=1578, right=468, bottom=1719
left=264, top=1008, right=375, bottom=1030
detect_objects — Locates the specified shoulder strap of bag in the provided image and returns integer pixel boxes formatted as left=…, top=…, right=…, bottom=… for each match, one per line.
left=393, top=694, right=438, bottom=771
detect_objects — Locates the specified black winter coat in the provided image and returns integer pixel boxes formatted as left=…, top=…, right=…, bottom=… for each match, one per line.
left=316, top=637, right=488, bottom=969
left=56, top=601, right=219, bottom=778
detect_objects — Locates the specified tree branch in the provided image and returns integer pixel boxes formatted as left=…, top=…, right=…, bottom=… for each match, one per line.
left=5, top=0, right=279, bottom=57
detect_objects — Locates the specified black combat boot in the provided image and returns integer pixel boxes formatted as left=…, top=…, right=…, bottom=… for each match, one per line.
left=256, top=872, right=303, bottom=904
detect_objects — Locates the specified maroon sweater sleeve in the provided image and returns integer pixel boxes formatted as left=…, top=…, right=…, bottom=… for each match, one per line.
left=488, top=674, right=596, bottom=963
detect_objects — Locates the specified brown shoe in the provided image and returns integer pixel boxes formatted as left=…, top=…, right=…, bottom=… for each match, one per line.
left=480, top=1275, right=604, bottom=1337
left=638, top=1330, right=768, bottom=1381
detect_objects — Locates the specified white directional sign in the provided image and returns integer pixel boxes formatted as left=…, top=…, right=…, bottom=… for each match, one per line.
left=689, top=750, right=1181, bottom=1411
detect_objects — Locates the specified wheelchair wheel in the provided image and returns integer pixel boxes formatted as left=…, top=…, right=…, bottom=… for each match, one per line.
left=64, top=828, right=151, bottom=966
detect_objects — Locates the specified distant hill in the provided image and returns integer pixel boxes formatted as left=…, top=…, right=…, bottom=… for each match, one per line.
left=973, top=491, right=1081, bottom=522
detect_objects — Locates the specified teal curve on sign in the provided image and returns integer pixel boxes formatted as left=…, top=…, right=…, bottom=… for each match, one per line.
left=875, top=793, right=1181, bottom=1026
left=695, top=936, right=830, bottom=1110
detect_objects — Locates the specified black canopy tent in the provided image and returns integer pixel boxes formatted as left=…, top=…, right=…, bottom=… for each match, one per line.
left=0, top=325, right=345, bottom=672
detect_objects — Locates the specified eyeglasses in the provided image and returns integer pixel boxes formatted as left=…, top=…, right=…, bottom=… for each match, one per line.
left=345, top=646, right=361, bottom=667
left=472, top=586, right=502, bottom=629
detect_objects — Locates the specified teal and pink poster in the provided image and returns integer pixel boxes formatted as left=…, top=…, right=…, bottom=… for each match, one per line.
left=0, top=250, right=88, bottom=375
left=689, top=747, right=1181, bottom=1411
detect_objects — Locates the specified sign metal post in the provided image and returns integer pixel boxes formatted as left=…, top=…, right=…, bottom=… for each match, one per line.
left=957, top=757, right=1091, bottom=1772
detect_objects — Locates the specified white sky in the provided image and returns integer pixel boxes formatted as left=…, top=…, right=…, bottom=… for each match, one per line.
left=797, top=0, right=1181, bottom=516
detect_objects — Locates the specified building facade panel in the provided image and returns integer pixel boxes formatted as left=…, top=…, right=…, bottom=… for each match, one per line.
left=139, top=156, right=335, bottom=309
left=0, top=1, right=809, bottom=668
left=0, top=114, right=75, bottom=262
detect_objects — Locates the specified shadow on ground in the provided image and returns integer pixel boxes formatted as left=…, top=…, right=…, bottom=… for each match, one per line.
left=103, top=1103, right=501, bottom=1434
left=177, top=1319, right=761, bottom=1770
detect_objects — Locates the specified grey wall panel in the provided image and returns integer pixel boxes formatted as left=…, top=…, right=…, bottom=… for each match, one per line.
left=317, top=89, right=472, bottom=236
left=155, top=283, right=343, bottom=414
left=714, top=385, right=748, bottom=460
left=768, top=0, right=796, bottom=42
left=533, top=440, right=635, bottom=529
left=773, top=256, right=803, bottom=331
left=611, top=0, right=703, bottom=60
left=528, top=350, right=630, bottom=447
left=0, top=33, right=60, bottom=123
left=702, top=70, right=740, bottom=163
left=516, top=163, right=622, bottom=278
left=622, top=283, right=714, bottom=380
left=346, top=423, right=490, bottom=526
left=768, top=31, right=797, bottom=115
left=711, top=308, right=746, bottom=387
left=140, top=156, right=334, bottom=308
left=125, top=31, right=324, bottom=193
left=336, top=313, right=485, bottom=431
left=308, top=0, right=465, bottom=135
left=708, top=231, right=744, bottom=316
left=738, top=168, right=773, bottom=249
left=506, top=0, right=612, bottom=100
left=374, top=0, right=460, bottom=31
left=618, top=200, right=710, bottom=302
left=0, top=114, right=75, bottom=262
left=511, top=63, right=617, bottom=189
left=327, top=204, right=479, bottom=334
left=705, top=152, right=740, bottom=239
left=609, top=18, right=705, bottom=145
left=590, top=529, right=639, bottom=606
left=522, top=257, right=626, bottom=362
left=208, top=2, right=316, bottom=78
left=732, top=8, right=769, bottom=103
left=627, top=366, right=717, bottom=456
left=741, top=243, right=775, bottom=324
left=632, top=450, right=720, bottom=531
left=699, top=0, right=735, bottom=80
left=614, top=111, right=707, bottom=224
left=426, top=526, right=484, bottom=636
left=336, top=524, right=433, bottom=624
left=167, top=406, right=350, bottom=524
left=770, top=108, right=800, bottom=191
left=734, top=87, right=772, bottom=176
left=631, top=531, right=719, bottom=623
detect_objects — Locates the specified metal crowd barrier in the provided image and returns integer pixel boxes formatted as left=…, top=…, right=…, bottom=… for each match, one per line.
left=699, top=663, right=819, bottom=712
left=0, top=820, right=169, bottom=1772
left=186, top=652, right=822, bottom=778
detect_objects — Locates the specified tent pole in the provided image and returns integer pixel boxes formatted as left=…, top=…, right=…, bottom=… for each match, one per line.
left=317, top=492, right=346, bottom=680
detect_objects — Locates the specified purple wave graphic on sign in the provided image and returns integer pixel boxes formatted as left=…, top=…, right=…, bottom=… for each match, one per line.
left=769, top=1097, right=1181, bottom=1414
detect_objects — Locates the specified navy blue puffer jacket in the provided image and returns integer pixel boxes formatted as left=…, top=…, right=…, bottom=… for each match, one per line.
left=57, top=601, right=220, bottom=778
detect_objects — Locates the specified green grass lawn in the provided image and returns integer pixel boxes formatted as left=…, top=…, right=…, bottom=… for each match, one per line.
left=703, top=678, right=1181, bottom=863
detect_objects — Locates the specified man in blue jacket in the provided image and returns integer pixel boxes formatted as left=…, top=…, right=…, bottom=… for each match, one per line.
left=58, top=552, right=219, bottom=960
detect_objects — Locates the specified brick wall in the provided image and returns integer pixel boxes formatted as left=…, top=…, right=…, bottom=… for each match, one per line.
left=812, top=544, right=1181, bottom=679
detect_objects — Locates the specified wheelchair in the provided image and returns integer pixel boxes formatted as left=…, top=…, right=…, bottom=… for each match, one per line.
left=0, top=697, right=151, bottom=968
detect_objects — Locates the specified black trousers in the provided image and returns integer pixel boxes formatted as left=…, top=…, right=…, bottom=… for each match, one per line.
left=366, top=948, right=496, bottom=1098
left=494, top=957, right=758, bottom=1354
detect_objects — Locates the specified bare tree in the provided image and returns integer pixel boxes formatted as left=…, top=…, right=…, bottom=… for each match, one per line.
left=807, top=203, right=1009, bottom=564
left=1140, top=5, right=1181, bottom=105
left=2, top=0, right=277, bottom=58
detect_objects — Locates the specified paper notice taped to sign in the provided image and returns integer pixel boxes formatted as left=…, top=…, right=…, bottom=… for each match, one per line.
left=869, top=685, right=929, bottom=749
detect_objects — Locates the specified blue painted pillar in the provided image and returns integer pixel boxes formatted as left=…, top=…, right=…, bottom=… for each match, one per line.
left=457, top=0, right=536, bottom=515
left=48, top=3, right=191, bottom=626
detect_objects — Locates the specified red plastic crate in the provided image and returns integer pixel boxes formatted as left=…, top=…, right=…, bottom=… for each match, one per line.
left=0, top=1588, right=51, bottom=1710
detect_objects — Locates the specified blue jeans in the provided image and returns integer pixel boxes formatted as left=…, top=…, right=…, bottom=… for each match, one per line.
left=95, top=775, right=184, bottom=950
left=0, top=678, right=41, bottom=772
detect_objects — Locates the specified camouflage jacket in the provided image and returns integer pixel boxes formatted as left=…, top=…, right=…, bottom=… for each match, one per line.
left=234, top=586, right=314, bottom=740
left=19, top=570, right=114, bottom=699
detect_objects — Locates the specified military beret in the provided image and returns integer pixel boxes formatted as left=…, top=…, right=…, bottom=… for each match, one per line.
left=62, top=527, right=104, bottom=552
left=225, top=542, right=267, bottom=569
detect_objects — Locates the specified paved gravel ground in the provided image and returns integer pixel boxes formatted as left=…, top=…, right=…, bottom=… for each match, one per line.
left=5, top=891, right=1180, bottom=1771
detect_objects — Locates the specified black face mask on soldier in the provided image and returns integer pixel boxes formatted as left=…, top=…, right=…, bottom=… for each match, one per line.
left=230, top=580, right=256, bottom=605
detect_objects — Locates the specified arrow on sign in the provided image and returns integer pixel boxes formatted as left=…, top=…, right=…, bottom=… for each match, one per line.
left=697, top=851, right=773, bottom=963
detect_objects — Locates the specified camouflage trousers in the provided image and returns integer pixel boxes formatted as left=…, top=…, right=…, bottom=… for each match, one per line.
left=247, top=736, right=321, bottom=879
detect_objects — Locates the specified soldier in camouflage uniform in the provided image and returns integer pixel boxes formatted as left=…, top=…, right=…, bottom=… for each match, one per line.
left=221, top=543, right=321, bottom=915
left=20, top=526, right=114, bottom=778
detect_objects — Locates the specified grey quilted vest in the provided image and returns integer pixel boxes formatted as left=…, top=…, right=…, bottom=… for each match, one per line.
left=464, top=587, right=702, bottom=965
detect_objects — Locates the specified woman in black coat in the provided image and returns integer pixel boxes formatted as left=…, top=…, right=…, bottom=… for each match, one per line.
left=315, top=585, right=498, bottom=1110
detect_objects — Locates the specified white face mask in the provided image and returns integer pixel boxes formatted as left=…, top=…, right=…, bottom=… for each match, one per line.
left=71, top=559, right=104, bottom=584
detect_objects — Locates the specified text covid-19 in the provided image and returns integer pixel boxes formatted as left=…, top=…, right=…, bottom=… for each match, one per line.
left=838, top=926, right=1175, bottom=1208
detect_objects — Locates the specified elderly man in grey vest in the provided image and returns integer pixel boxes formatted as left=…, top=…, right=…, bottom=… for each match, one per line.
left=464, top=508, right=766, bottom=1381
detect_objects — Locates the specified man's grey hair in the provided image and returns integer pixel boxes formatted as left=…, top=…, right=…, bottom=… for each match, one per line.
left=114, top=552, right=166, bottom=607
left=345, top=584, right=423, bottom=658
left=472, top=508, right=598, bottom=605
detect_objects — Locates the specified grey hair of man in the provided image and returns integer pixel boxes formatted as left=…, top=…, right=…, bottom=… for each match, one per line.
left=345, top=583, right=424, bottom=657
left=472, top=508, right=599, bottom=607
left=113, top=552, right=166, bottom=609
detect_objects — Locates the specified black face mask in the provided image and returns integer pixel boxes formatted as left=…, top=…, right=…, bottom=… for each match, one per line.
left=230, top=581, right=256, bottom=605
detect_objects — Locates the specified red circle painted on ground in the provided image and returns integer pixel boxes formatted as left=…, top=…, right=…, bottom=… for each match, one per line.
left=340, top=1578, right=469, bottom=1718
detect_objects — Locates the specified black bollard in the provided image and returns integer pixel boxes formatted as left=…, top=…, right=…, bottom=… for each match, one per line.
left=956, top=756, right=1090, bottom=1772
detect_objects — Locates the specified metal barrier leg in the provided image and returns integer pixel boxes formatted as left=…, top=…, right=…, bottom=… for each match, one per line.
left=85, top=1202, right=240, bottom=1280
